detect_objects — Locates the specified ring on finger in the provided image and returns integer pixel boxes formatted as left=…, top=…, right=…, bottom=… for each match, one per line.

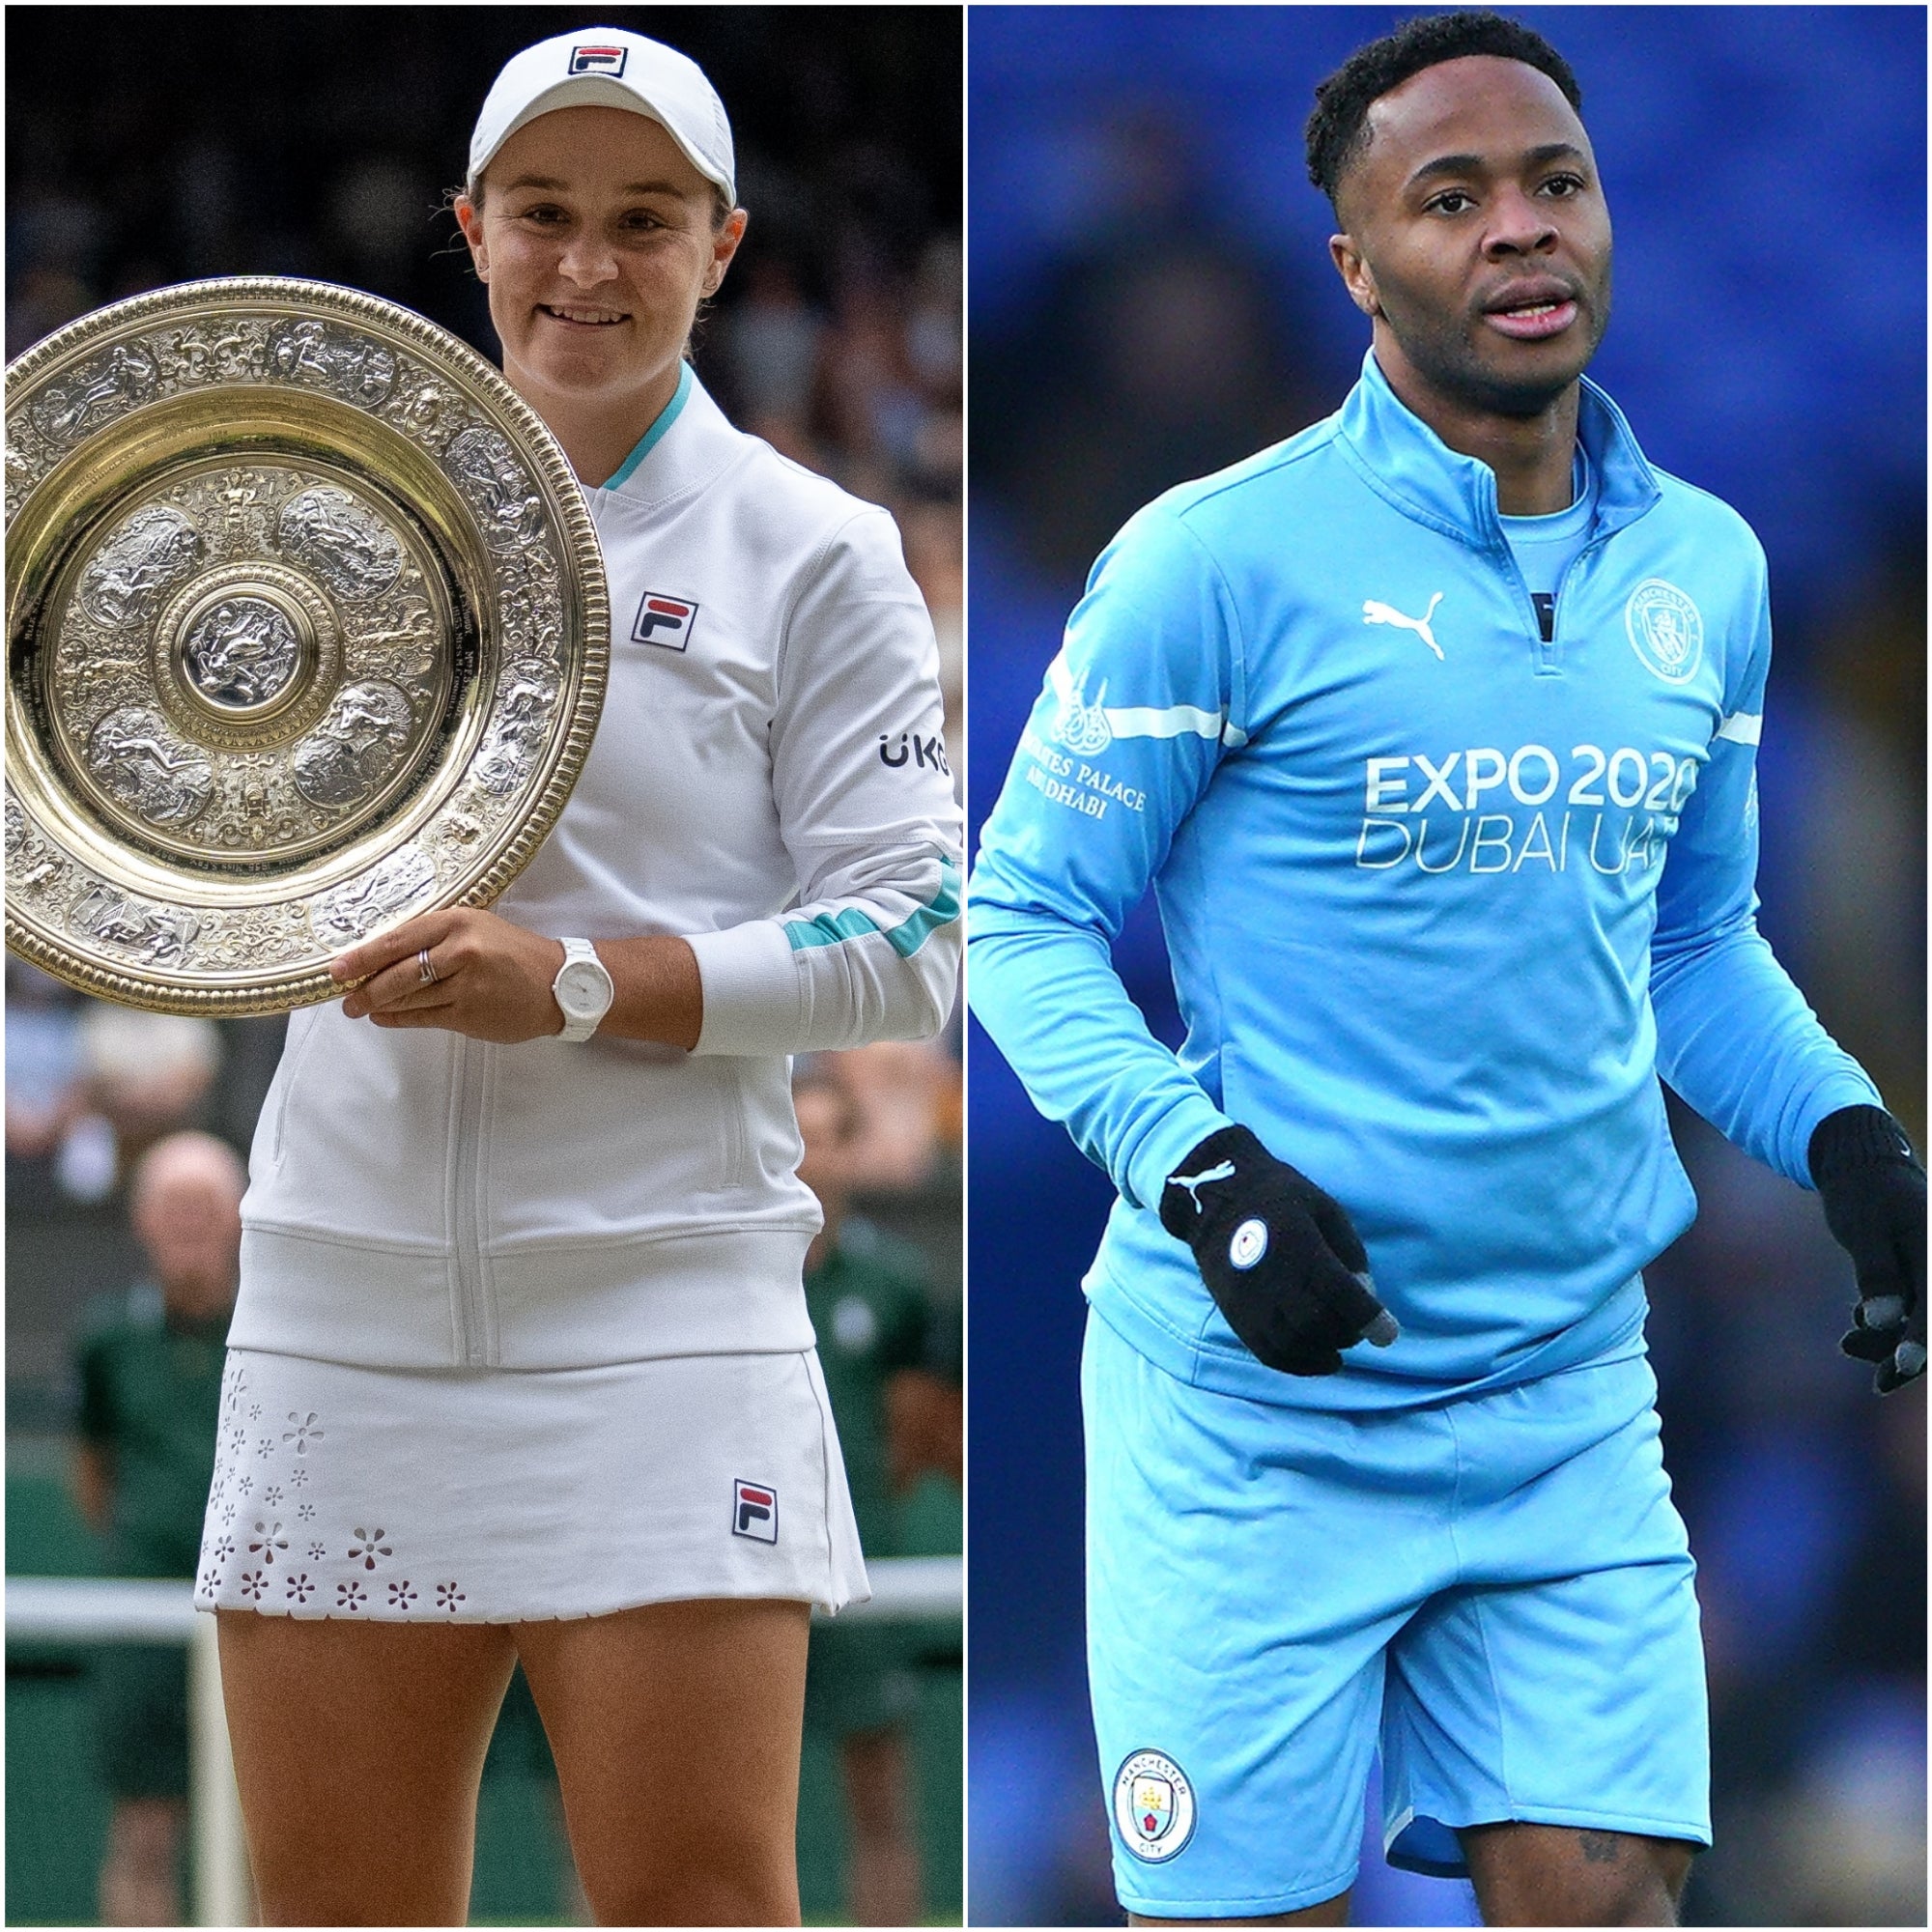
left=417, top=948, right=438, bottom=986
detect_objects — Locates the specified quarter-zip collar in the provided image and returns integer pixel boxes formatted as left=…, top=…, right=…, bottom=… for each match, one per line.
left=1333, top=347, right=1661, bottom=554
left=592, top=363, right=745, bottom=507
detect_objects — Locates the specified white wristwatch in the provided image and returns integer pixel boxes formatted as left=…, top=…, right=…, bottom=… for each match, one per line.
left=552, top=938, right=614, bottom=1041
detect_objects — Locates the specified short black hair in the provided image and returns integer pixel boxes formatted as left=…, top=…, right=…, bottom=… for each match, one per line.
left=1305, top=11, right=1583, bottom=213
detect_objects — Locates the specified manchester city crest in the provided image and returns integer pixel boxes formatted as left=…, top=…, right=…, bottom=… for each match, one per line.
left=1624, top=578, right=1704, bottom=685
left=1113, top=1748, right=1197, bottom=1862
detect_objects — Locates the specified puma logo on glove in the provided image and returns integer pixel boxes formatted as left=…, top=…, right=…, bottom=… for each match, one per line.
left=1160, top=1124, right=1398, bottom=1376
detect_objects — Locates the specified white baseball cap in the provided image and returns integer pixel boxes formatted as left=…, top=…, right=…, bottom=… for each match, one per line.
left=469, top=26, right=735, bottom=203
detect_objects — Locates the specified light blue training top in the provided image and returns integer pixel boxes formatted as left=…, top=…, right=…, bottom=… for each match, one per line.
left=968, top=350, right=1882, bottom=1411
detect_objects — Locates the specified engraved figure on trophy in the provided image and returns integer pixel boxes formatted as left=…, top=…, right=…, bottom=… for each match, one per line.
left=472, top=668, right=558, bottom=795
left=201, top=468, right=274, bottom=551
left=6, top=444, right=35, bottom=522
left=86, top=706, right=216, bottom=825
left=307, top=844, right=436, bottom=951
left=80, top=506, right=207, bottom=627
left=388, top=380, right=462, bottom=445
left=5, top=795, right=67, bottom=895
left=71, top=885, right=202, bottom=967
left=290, top=679, right=415, bottom=809
left=276, top=487, right=406, bottom=601
left=31, top=342, right=160, bottom=445
left=445, top=426, right=545, bottom=553
left=266, top=319, right=398, bottom=407
left=180, top=598, right=303, bottom=709
left=430, top=809, right=485, bottom=857
left=266, top=317, right=329, bottom=386
left=265, top=321, right=396, bottom=408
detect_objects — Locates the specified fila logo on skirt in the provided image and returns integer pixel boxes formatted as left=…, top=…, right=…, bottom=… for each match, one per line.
left=732, top=1479, right=779, bottom=1543
left=633, top=591, right=700, bottom=650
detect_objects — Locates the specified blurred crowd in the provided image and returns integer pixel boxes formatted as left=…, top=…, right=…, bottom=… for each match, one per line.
left=7, top=8, right=960, bottom=1924
left=967, top=9, right=1923, bottom=1929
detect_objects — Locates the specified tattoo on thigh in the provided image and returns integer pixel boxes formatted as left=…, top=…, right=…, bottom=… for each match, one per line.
left=1578, top=1831, right=1625, bottom=1865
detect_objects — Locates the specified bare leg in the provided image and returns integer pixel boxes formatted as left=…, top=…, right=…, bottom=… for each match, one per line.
left=839, top=1724, right=923, bottom=1925
left=1462, top=1823, right=1694, bottom=1926
left=217, top=1611, right=517, bottom=1925
left=517, top=1597, right=810, bottom=1926
left=99, top=1796, right=187, bottom=1926
left=1128, top=1896, right=1351, bottom=1926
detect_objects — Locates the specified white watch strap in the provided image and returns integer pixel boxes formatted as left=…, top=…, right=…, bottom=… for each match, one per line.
left=554, top=937, right=611, bottom=1041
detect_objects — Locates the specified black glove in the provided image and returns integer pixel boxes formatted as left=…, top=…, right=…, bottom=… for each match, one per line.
left=1809, top=1104, right=1926, bottom=1395
left=1159, top=1124, right=1398, bottom=1376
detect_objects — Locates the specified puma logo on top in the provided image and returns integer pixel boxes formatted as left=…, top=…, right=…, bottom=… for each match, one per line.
left=1363, top=591, right=1445, bottom=660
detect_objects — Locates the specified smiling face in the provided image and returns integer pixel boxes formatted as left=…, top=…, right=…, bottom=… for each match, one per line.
left=455, top=104, right=745, bottom=444
left=1330, top=55, right=1611, bottom=420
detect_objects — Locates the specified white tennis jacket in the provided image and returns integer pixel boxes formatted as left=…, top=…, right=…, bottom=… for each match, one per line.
left=233, top=371, right=962, bottom=1370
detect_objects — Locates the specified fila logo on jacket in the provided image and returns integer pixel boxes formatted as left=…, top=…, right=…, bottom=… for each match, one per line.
left=632, top=591, right=699, bottom=650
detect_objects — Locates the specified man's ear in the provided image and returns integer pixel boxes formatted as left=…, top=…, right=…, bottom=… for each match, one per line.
left=1329, top=234, right=1380, bottom=319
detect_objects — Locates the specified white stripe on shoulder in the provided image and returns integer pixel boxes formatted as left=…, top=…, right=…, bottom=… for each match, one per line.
left=1105, top=700, right=1227, bottom=741
left=1715, top=712, right=1762, bottom=747
left=1046, top=651, right=1240, bottom=746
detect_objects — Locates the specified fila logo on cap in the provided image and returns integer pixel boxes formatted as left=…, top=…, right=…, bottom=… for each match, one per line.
left=568, top=43, right=629, bottom=76
left=633, top=592, right=699, bottom=651
left=732, top=1479, right=779, bottom=1543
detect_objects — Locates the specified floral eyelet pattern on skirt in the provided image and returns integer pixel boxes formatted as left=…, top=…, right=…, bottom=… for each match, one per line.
left=195, top=1347, right=867, bottom=1623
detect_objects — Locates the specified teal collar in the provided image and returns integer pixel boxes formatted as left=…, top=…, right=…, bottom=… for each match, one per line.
left=601, top=361, right=695, bottom=491
left=1335, top=348, right=1660, bottom=554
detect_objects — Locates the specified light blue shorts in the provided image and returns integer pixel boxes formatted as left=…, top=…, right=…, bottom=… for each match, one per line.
left=1083, top=1310, right=1710, bottom=1919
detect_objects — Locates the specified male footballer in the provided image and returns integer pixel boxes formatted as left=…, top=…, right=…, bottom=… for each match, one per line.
left=967, top=13, right=1924, bottom=1926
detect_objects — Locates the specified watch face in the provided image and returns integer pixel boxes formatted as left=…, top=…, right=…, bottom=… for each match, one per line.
left=557, top=959, right=611, bottom=1019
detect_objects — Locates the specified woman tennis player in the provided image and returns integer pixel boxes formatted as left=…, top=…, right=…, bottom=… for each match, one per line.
left=192, top=26, right=961, bottom=1925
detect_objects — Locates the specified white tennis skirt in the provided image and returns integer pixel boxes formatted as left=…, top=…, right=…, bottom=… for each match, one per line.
left=193, top=1347, right=867, bottom=1623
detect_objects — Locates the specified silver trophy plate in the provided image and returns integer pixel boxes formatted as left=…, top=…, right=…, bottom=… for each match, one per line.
left=6, top=277, right=609, bottom=1013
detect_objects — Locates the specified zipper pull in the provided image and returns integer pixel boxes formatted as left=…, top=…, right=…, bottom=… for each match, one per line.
left=1531, top=592, right=1555, bottom=642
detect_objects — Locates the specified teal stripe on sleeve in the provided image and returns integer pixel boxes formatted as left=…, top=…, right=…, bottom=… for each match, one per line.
left=784, top=852, right=961, bottom=959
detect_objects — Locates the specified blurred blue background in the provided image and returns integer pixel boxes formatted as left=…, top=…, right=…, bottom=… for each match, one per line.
left=966, top=8, right=1925, bottom=1925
